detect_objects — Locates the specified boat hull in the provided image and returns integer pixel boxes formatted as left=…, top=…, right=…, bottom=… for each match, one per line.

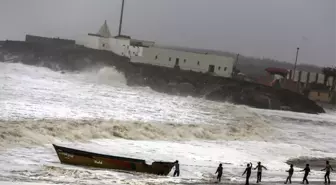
left=53, top=144, right=174, bottom=175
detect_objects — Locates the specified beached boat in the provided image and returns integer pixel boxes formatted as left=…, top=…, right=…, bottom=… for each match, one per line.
left=52, top=144, right=175, bottom=175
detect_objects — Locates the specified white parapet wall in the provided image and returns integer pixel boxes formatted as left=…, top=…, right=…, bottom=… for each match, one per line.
left=131, top=47, right=234, bottom=78
left=317, top=73, right=325, bottom=84
left=288, top=70, right=330, bottom=85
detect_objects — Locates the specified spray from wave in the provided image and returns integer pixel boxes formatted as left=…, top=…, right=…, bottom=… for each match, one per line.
left=73, top=66, right=127, bottom=86
left=0, top=118, right=272, bottom=148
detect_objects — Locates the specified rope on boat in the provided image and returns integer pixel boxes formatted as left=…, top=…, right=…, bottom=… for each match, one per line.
left=181, top=162, right=234, bottom=169
left=181, top=164, right=288, bottom=173
left=181, top=164, right=218, bottom=168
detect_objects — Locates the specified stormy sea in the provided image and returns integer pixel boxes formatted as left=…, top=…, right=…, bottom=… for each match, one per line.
left=0, top=61, right=335, bottom=185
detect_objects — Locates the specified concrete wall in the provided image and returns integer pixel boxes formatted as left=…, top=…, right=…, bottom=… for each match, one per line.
left=130, top=39, right=155, bottom=47
left=300, top=71, right=308, bottom=84
left=26, top=35, right=75, bottom=46
left=328, top=77, right=335, bottom=87
left=80, top=35, right=100, bottom=49
left=80, top=35, right=142, bottom=58
left=288, top=69, right=333, bottom=85
left=317, top=73, right=325, bottom=84
left=308, top=91, right=332, bottom=102
left=132, top=47, right=234, bottom=78
left=98, top=37, right=110, bottom=50
left=114, top=38, right=130, bottom=55
left=309, top=73, right=317, bottom=83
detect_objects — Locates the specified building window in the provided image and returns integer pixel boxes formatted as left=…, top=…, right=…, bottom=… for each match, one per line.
left=102, top=44, right=105, bottom=47
left=169, top=57, right=172, bottom=61
left=184, top=59, right=187, bottom=63
left=224, top=67, right=227, bottom=71
left=218, top=66, right=221, bottom=70
left=197, top=61, right=200, bottom=65
left=155, top=55, right=158, bottom=60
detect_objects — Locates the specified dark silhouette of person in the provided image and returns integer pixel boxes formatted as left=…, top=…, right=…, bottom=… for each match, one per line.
left=173, top=160, right=180, bottom=177
left=300, top=164, right=310, bottom=184
left=215, top=163, right=223, bottom=182
left=254, top=162, right=267, bottom=183
left=242, top=162, right=253, bottom=185
left=321, top=160, right=334, bottom=184
left=285, top=164, right=294, bottom=184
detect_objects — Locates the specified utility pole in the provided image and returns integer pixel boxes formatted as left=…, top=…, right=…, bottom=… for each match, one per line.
left=292, top=47, right=299, bottom=80
left=118, top=0, right=125, bottom=36
left=236, top=53, right=240, bottom=64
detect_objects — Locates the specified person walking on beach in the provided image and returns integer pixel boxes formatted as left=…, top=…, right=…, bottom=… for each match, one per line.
left=215, top=163, right=223, bottom=182
left=254, top=162, right=267, bottom=183
left=284, top=164, right=294, bottom=184
left=242, top=162, right=253, bottom=185
left=321, top=160, right=333, bottom=184
left=300, top=164, right=310, bottom=184
left=173, top=160, right=180, bottom=177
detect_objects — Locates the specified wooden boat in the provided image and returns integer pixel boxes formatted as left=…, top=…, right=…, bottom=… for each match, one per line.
left=52, top=144, right=175, bottom=175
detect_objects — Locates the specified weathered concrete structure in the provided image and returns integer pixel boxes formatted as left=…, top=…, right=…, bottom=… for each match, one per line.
left=76, top=21, right=235, bottom=78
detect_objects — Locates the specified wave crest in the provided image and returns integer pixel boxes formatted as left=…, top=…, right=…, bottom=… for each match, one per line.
left=0, top=118, right=272, bottom=148
left=79, top=66, right=127, bottom=86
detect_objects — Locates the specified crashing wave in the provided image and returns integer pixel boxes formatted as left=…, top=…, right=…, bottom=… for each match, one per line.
left=0, top=118, right=272, bottom=148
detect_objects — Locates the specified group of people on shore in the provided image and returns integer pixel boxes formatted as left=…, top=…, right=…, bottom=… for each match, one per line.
left=213, top=160, right=333, bottom=184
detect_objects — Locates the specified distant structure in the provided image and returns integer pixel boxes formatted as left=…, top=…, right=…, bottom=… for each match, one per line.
left=130, top=39, right=155, bottom=47
left=77, top=21, right=235, bottom=78
left=287, top=69, right=335, bottom=88
left=25, top=35, right=75, bottom=47
left=258, top=67, right=336, bottom=104
left=72, top=0, right=234, bottom=77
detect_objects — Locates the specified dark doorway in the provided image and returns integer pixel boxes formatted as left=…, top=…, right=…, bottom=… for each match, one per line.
left=175, top=58, right=180, bottom=66
left=174, top=58, right=180, bottom=69
left=208, top=65, right=215, bottom=73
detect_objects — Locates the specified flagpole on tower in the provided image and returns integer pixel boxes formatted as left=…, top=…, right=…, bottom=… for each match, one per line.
left=118, top=0, right=125, bottom=36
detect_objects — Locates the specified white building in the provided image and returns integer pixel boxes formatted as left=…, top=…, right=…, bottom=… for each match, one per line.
left=76, top=21, right=143, bottom=58
left=287, top=69, right=335, bottom=87
left=77, top=21, right=235, bottom=78
left=132, top=47, right=234, bottom=77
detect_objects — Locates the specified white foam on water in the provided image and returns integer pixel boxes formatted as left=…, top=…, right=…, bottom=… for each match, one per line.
left=0, top=62, right=336, bottom=185
left=0, top=139, right=335, bottom=184
left=0, top=118, right=273, bottom=148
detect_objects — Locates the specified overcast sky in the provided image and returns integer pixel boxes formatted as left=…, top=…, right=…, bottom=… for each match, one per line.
left=0, top=0, right=335, bottom=66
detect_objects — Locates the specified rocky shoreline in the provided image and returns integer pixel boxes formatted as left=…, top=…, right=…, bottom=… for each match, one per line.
left=0, top=40, right=325, bottom=114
